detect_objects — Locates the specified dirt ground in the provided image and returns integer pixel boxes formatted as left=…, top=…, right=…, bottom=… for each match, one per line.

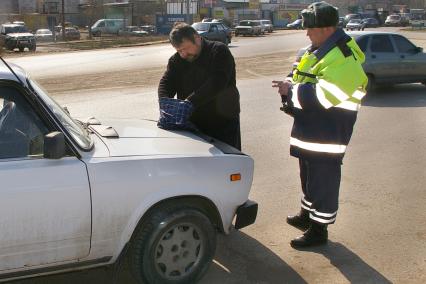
left=37, top=51, right=296, bottom=94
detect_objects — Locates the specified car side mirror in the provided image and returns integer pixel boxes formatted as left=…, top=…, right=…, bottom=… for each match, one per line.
left=44, top=131, right=67, bottom=159
left=415, top=47, right=423, bottom=53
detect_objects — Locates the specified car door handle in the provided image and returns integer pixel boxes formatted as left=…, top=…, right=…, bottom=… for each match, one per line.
left=371, top=55, right=376, bottom=59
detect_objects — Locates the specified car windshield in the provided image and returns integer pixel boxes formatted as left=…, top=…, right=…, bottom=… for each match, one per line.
left=390, top=15, right=400, bottom=20
left=349, top=19, right=362, bottom=23
left=29, top=79, right=93, bottom=150
left=5, top=25, right=28, bottom=33
left=240, top=21, right=255, bottom=26
left=261, top=20, right=271, bottom=24
left=192, top=23, right=210, bottom=31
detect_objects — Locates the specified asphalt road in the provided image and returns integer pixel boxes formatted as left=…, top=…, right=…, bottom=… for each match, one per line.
left=6, top=28, right=426, bottom=284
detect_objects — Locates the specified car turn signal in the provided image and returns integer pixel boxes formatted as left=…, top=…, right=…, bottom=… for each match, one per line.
left=230, top=173, right=241, bottom=182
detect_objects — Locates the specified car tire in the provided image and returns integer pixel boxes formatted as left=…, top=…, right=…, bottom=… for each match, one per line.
left=29, top=45, right=36, bottom=52
left=224, top=37, right=229, bottom=46
left=18, top=47, right=24, bottom=52
left=366, top=74, right=375, bottom=94
left=129, top=205, right=217, bottom=284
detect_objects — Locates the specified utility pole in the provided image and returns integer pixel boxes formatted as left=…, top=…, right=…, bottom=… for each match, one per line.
left=61, top=0, right=66, bottom=41
left=186, top=0, right=191, bottom=24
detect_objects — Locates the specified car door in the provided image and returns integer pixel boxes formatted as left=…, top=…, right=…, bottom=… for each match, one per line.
left=391, top=34, right=426, bottom=81
left=368, top=34, right=400, bottom=82
left=208, top=24, right=220, bottom=41
left=216, top=24, right=227, bottom=43
left=0, top=84, right=91, bottom=272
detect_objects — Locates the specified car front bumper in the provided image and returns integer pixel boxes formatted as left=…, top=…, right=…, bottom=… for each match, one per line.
left=234, top=200, right=258, bottom=229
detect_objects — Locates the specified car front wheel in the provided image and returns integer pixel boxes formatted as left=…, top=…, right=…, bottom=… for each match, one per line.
left=129, top=205, right=217, bottom=284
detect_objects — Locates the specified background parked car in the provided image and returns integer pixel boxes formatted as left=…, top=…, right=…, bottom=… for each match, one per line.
left=91, top=19, right=125, bottom=36
left=118, top=26, right=148, bottom=37
left=0, top=23, right=36, bottom=52
left=192, top=21, right=232, bottom=45
left=293, top=32, right=426, bottom=92
left=385, top=14, right=403, bottom=26
left=35, top=29, right=53, bottom=42
left=344, top=13, right=362, bottom=25
left=58, top=27, right=80, bottom=40
left=260, top=19, right=273, bottom=33
left=346, top=19, right=365, bottom=31
left=362, top=18, right=380, bottom=28
left=140, top=25, right=156, bottom=35
left=235, top=20, right=262, bottom=36
left=253, top=20, right=266, bottom=34
left=286, top=19, right=303, bottom=29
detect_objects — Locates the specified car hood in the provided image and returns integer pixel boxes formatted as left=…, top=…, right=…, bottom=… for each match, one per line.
left=7, top=33, right=34, bottom=38
left=90, top=119, right=223, bottom=157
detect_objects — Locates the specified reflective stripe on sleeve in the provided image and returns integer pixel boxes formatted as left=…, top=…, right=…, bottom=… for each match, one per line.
left=291, top=84, right=302, bottom=109
left=352, top=89, right=367, bottom=100
left=290, top=137, right=347, bottom=153
left=318, top=79, right=350, bottom=102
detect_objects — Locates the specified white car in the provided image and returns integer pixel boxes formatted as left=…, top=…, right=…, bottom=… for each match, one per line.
left=0, top=60, right=257, bottom=283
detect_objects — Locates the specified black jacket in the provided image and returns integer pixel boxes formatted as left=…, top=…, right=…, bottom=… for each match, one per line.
left=158, top=39, right=240, bottom=131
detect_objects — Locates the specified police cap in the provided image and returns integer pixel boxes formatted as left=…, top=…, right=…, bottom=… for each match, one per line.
left=301, top=1, right=339, bottom=28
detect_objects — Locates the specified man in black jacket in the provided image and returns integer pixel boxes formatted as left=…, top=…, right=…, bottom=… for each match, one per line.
left=158, top=23, right=241, bottom=150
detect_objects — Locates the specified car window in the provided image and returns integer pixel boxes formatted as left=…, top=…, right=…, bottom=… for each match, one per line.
left=356, top=36, right=369, bottom=52
left=210, top=25, right=218, bottom=32
left=371, top=35, right=394, bottom=53
left=107, top=21, right=115, bottom=27
left=392, top=35, right=417, bottom=53
left=217, top=24, right=224, bottom=31
left=98, top=21, right=105, bottom=27
left=0, top=86, right=50, bottom=159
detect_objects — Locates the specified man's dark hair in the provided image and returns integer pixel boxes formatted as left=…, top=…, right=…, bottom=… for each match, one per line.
left=169, top=23, right=198, bottom=46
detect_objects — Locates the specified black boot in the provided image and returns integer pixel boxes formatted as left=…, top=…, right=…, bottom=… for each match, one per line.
left=290, top=222, right=328, bottom=248
left=286, top=209, right=310, bottom=231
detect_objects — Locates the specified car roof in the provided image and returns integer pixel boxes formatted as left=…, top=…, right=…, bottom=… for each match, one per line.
left=347, top=31, right=396, bottom=36
left=0, top=62, right=28, bottom=86
left=2, top=24, right=21, bottom=28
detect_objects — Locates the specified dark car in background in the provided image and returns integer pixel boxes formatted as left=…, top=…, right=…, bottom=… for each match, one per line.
left=0, top=24, right=36, bottom=52
left=192, top=22, right=232, bottom=45
left=235, top=20, right=262, bottom=36
left=58, top=27, right=80, bottom=40
left=362, top=18, right=380, bottom=28
left=140, top=25, right=157, bottom=35
left=293, top=32, right=426, bottom=92
left=118, top=26, right=148, bottom=37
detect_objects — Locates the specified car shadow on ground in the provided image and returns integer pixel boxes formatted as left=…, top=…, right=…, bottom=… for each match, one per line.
left=363, top=83, right=426, bottom=108
left=8, top=231, right=306, bottom=284
left=293, top=241, right=392, bottom=284
left=201, top=230, right=307, bottom=283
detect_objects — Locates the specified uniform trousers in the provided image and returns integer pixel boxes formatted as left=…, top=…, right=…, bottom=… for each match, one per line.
left=299, top=158, right=341, bottom=225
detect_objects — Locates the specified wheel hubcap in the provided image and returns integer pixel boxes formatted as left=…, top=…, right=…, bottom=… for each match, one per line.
left=154, top=222, right=203, bottom=280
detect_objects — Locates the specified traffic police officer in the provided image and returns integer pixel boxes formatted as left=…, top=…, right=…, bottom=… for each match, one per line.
left=272, top=2, right=368, bottom=248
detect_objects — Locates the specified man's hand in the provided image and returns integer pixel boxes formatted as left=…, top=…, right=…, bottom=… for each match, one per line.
left=272, top=80, right=292, bottom=97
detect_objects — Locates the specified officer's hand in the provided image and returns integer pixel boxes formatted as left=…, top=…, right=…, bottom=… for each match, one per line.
left=272, top=80, right=292, bottom=97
